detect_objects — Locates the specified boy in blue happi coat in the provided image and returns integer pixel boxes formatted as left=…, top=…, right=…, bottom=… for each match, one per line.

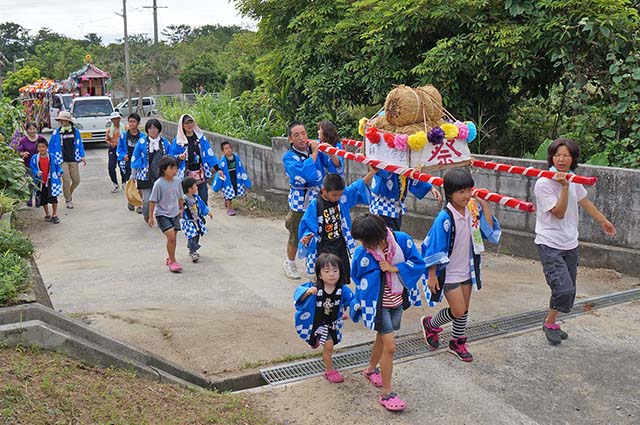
left=420, top=168, right=501, bottom=362
left=369, top=169, right=442, bottom=231
left=350, top=214, right=426, bottom=411
left=298, top=167, right=377, bottom=283
left=116, top=113, right=146, bottom=212
left=212, top=141, right=252, bottom=216
left=181, top=177, right=213, bottom=263
left=30, top=139, right=63, bottom=224
left=294, top=253, right=361, bottom=383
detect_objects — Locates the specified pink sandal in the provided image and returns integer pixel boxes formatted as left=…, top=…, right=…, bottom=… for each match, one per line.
left=363, top=368, right=383, bottom=387
left=378, top=392, right=406, bottom=411
left=323, top=369, right=344, bottom=383
left=168, top=262, right=183, bottom=273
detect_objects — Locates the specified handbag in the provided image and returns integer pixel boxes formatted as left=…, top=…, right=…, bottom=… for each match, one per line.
left=186, top=167, right=206, bottom=185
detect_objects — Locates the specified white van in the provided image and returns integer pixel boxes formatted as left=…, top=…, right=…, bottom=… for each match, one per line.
left=71, top=96, right=114, bottom=143
left=115, top=96, right=157, bottom=117
left=48, top=93, right=74, bottom=129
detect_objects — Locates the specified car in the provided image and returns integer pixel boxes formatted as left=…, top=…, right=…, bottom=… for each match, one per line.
left=115, top=96, right=157, bottom=117
left=71, top=96, right=114, bottom=143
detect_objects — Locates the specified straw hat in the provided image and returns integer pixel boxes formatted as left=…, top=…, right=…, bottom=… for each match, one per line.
left=125, top=180, right=143, bottom=207
left=55, top=111, right=75, bottom=123
left=109, top=111, right=122, bottom=120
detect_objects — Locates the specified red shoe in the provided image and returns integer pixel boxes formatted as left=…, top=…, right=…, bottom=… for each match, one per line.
left=420, top=315, right=443, bottom=349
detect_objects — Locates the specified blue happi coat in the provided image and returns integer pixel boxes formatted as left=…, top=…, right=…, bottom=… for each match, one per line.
left=351, top=231, right=426, bottom=331
left=282, top=145, right=324, bottom=212
left=297, top=179, right=371, bottom=274
left=170, top=135, right=220, bottom=181
left=181, top=194, right=209, bottom=240
left=369, top=169, right=433, bottom=218
left=212, top=153, right=252, bottom=200
left=116, top=131, right=146, bottom=161
left=30, top=153, right=63, bottom=196
left=293, top=281, right=361, bottom=345
left=130, top=136, right=171, bottom=182
left=421, top=202, right=501, bottom=306
left=48, top=128, right=85, bottom=165
left=318, top=141, right=345, bottom=177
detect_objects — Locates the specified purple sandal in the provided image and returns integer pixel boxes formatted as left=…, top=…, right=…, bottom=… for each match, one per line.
left=363, top=368, right=383, bottom=387
left=378, top=392, right=406, bottom=411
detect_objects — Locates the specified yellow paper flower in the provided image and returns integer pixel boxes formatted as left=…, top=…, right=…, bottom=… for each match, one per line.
left=358, top=117, right=368, bottom=137
left=407, top=131, right=427, bottom=151
left=441, top=123, right=459, bottom=140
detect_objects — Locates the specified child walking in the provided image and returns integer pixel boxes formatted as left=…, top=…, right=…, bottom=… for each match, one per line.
left=181, top=177, right=214, bottom=262
left=148, top=156, right=184, bottom=273
left=420, top=168, right=501, bottom=362
left=30, top=139, right=63, bottom=224
left=350, top=214, right=426, bottom=411
left=534, top=138, right=616, bottom=345
left=293, top=253, right=361, bottom=383
left=212, top=141, right=252, bottom=216
left=298, top=167, right=377, bottom=282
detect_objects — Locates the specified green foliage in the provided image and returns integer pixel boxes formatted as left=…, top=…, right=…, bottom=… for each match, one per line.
left=0, top=229, right=34, bottom=258
left=1, top=66, right=41, bottom=100
left=0, top=97, right=23, bottom=141
left=0, top=143, right=32, bottom=200
left=0, top=251, right=30, bottom=306
left=161, top=91, right=285, bottom=146
left=0, top=191, right=19, bottom=215
left=179, top=54, right=227, bottom=93
left=226, top=64, right=257, bottom=97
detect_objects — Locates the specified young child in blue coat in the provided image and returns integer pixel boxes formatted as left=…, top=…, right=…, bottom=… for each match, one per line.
left=294, top=253, right=361, bottom=383
left=350, top=214, right=426, bottom=411
left=420, top=168, right=501, bottom=362
left=212, top=141, right=252, bottom=216
left=30, top=139, right=63, bottom=224
left=298, top=167, right=377, bottom=282
left=181, top=177, right=213, bottom=262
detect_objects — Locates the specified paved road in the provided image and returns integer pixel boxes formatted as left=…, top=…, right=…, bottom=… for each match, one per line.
left=22, top=147, right=640, bottom=380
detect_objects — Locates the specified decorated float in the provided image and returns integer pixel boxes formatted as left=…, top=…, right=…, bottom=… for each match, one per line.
left=317, top=84, right=598, bottom=212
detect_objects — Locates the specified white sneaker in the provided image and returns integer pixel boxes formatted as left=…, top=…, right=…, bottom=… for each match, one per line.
left=66, top=201, right=74, bottom=209
left=283, top=260, right=301, bottom=279
left=111, top=184, right=119, bottom=193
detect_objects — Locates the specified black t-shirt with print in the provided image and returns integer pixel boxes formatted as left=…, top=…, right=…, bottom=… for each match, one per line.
left=318, top=198, right=347, bottom=256
left=187, top=134, right=201, bottom=171
left=61, top=131, right=76, bottom=162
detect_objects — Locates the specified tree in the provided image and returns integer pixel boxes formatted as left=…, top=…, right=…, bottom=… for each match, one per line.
left=161, top=24, right=192, bottom=44
left=180, top=54, right=226, bottom=93
left=0, top=22, right=31, bottom=76
left=83, top=33, right=103, bottom=46
left=2, top=65, right=41, bottom=99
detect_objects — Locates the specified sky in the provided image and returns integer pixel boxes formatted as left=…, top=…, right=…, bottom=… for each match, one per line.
left=0, top=0, right=256, bottom=43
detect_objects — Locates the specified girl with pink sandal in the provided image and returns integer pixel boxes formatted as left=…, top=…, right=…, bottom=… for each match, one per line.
left=293, top=253, right=361, bottom=383
left=351, top=214, right=426, bottom=411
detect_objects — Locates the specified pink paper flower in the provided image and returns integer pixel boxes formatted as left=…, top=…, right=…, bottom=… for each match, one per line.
left=394, top=134, right=408, bottom=151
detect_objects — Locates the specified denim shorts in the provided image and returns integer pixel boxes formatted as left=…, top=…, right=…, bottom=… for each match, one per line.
left=379, top=305, right=403, bottom=335
left=156, top=215, right=181, bottom=233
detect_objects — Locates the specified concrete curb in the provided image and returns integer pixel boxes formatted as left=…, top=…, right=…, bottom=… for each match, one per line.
left=0, top=303, right=266, bottom=392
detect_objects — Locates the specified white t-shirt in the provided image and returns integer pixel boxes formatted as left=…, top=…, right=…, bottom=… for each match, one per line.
left=445, top=203, right=472, bottom=283
left=534, top=177, right=587, bottom=250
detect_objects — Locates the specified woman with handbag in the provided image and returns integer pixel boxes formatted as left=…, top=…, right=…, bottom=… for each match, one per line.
left=170, top=114, right=223, bottom=205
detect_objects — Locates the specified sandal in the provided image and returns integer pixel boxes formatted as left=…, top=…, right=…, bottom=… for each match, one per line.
left=51, top=216, right=60, bottom=224
left=168, top=262, right=183, bottom=273
left=44, top=215, right=52, bottom=222
left=363, top=368, right=383, bottom=387
left=323, top=369, right=344, bottom=384
left=378, top=392, right=406, bottom=411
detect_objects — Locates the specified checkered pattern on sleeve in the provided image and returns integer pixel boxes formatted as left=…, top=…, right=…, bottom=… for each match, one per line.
left=50, top=182, right=63, bottom=197
left=53, top=151, right=63, bottom=165
left=221, top=185, right=236, bottom=200
left=136, top=167, right=148, bottom=181
left=295, top=322, right=314, bottom=342
left=74, top=147, right=83, bottom=162
left=369, top=193, right=404, bottom=218
left=288, top=186, right=319, bottom=212
left=360, top=298, right=378, bottom=330
left=181, top=218, right=207, bottom=240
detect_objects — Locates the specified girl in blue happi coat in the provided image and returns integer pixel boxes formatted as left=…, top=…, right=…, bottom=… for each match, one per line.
left=420, top=168, right=501, bottom=363
left=170, top=114, right=224, bottom=205
left=130, top=119, right=171, bottom=222
left=369, top=169, right=442, bottom=231
left=317, top=120, right=344, bottom=177
left=350, top=214, right=426, bottom=412
left=30, top=139, right=63, bottom=224
left=181, top=177, right=213, bottom=262
left=212, top=141, right=252, bottom=216
left=298, top=168, right=376, bottom=282
left=294, top=253, right=361, bottom=384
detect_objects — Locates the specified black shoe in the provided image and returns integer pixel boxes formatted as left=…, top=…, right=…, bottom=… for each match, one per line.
left=558, top=327, right=568, bottom=340
left=127, top=203, right=135, bottom=211
left=543, top=323, right=562, bottom=345
left=448, top=337, right=473, bottom=362
left=420, top=315, right=442, bottom=349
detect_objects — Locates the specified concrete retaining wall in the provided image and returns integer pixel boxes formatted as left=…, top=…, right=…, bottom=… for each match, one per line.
left=160, top=120, right=640, bottom=276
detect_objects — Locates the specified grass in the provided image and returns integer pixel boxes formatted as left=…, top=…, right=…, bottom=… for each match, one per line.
left=216, top=193, right=289, bottom=219
left=0, top=346, right=272, bottom=425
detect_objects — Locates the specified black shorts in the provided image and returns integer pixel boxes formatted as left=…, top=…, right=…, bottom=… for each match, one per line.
left=36, top=183, right=58, bottom=206
left=156, top=215, right=181, bottom=233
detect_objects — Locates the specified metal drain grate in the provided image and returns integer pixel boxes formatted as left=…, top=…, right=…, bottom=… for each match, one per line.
left=261, top=288, right=640, bottom=385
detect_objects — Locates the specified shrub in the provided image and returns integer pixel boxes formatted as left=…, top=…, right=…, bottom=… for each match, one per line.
left=0, top=251, right=30, bottom=306
left=0, top=229, right=35, bottom=258
left=0, top=143, right=32, bottom=200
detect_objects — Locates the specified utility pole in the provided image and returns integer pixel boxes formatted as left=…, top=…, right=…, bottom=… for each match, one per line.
left=116, top=0, right=132, bottom=115
left=144, top=0, right=167, bottom=95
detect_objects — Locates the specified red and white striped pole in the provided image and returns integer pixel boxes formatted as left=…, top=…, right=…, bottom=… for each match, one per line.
left=318, top=143, right=535, bottom=212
